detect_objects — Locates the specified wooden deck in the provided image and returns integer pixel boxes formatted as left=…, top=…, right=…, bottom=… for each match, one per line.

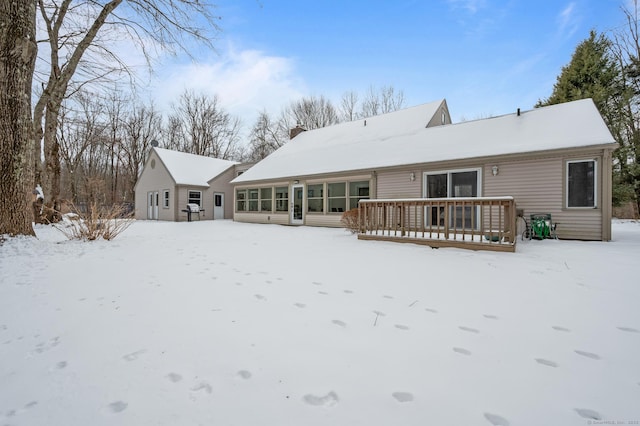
left=358, top=197, right=517, bottom=252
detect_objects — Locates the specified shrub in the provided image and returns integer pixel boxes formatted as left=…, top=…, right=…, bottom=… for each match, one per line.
left=55, top=201, right=133, bottom=241
left=341, top=208, right=361, bottom=234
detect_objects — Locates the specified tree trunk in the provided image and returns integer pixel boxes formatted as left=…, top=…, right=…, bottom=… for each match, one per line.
left=0, top=0, right=37, bottom=236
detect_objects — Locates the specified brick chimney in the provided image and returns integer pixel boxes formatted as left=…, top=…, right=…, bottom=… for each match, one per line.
left=289, top=125, right=306, bottom=140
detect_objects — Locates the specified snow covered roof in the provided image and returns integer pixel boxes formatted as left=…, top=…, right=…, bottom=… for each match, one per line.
left=154, top=147, right=238, bottom=186
left=232, top=98, right=616, bottom=184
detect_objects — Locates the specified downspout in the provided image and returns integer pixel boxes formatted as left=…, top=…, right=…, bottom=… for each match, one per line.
left=602, top=149, right=612, bottom=241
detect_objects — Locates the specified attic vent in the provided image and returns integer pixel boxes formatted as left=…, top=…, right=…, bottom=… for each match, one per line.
left=151, top=140, right=159, bottom=147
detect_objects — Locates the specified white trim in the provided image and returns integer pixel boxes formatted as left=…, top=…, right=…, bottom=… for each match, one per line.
left=291, top=184, right=304, bottom=225
left=187, top=190, right=203, bottom=207
left=566, top=159, right=598, bottom=209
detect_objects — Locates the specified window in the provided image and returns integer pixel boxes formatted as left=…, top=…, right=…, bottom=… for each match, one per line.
left=188, top=190, right=202, bottom=207
left=248, top=189, right=259, bottom=211
left=215, top=194, right=222, bottom=207
left=328, top=182, right=346, bottom=213
left=260, top=188, right=272, bottom=212
left=307, top=184, right=324, bottom=212
left=163, top=190, right=169, bottom=208
left=275, top=187, right=288, bottom=212
left=349, top=181, right=369, bottom=210
left=236, top=189, right=247, bottom=211
left=567, top=160, right=596, bottom=208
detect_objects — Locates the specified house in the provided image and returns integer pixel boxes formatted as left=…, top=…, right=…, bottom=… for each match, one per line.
left=230, top=98, right=618, bottom=242
left=134, top=147, right=239, bottom=221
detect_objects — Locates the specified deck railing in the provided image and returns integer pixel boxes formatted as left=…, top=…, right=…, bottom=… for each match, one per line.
left=358, top=197, right=517, bottom=252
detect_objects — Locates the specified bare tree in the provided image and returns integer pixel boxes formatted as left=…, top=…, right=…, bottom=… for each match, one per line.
left=57, top=90, right=107, bottom=204
left=167, top=90, right=242, bottom=159
left=360, top=85, right=405, bottom=118
left=0, top=0, right=37, bottom=236
left=339, top=90, right=359, bottom=122
left=32, top=0, right=221, bottom=220
left=610, top=0, right=640, bottom=214
left=285, top=95, right=339, bottom=130
left=247, top=110, right=288, bottom=161
left=120, top=101, right=162, bottom=201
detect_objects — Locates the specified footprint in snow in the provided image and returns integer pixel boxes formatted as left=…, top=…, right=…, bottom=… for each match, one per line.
left=312, top=281, right=322, bottom=286
left=237, top=370, right=252, bottom=379
left=395, top=324, right=409, bottom=331
left=191, top=382, right=213, bottom=394
left=392, top=392, right=414, bottom=402
left=332, top=320, right=347, bottom=328
left=425, top=308, right=438, bottom=314
left=483, top=314, right=498, bottom=320
left=575, top=350, right=601, bottom=360
left=108, top=401, right=128, bottom=413
left=617, top=326, right=639, bottom=333
left=122, top=349, right=146, bottom=361
left=303, top=391, right=339, bottom=407
left=383, top=295, right=394, bottom=299
left=459, top=326, right=479, bottom=333
left=535, top=358, right=558, bottom=368
left=453, top=347, right=472, bottom=356
left=343, top=290, right=354, bottom=294
left=574, top=408, right=602, bottom=420
left=318, top=291, right=328, bottom=295
left=166, top=372, right=182, bottom=383
left=484, top=412, right=510, bottom=426
left=552, top=326, right=571, bottom=332
left=254, top=294, right=267, bottom=301
left=294, top=303, right=306, bottom=308
left=56, top=361, right=67, bottom=369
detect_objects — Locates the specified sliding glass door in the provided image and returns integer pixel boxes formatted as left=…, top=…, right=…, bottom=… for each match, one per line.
left=424, top=169, right=481, bottom=229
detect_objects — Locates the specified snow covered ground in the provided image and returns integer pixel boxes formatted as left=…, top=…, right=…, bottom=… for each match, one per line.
left=1, top=219, right=639, bottom=426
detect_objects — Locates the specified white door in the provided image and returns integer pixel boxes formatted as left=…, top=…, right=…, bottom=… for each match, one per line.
left=148, top=191, right=159, bottom=220
left=153, top=191, right=159, bottom=220
left=214, top=193, right=224, bottom=219
left=291, top=184, right=304, bottom=225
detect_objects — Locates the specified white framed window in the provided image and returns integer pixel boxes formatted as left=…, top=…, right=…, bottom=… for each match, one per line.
left=275, top=187, right=288, bottom=212
left=307, top=184, right=324, bottom=212
left=163, top=190, right=170, bottom=208
left=236, top=189, right=247, bottom=211
left=348, top=181, right=370, bottom=210
left=328, top=182, right=346, bottom=213
left=188, top=190, right=202, bottom=207
left=567, top=159, right=597, bottom=208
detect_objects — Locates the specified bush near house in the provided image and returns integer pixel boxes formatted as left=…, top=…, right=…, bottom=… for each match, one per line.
left=54, top=201, right=133, bottom=241
left=341, top=208, right=360, bottom=234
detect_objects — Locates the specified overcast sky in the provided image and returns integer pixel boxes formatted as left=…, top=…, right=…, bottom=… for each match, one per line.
left=146, top=0, right=625, bottom=129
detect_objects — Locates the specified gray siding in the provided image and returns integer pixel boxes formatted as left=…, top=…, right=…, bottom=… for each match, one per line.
left=134, top=150, right=177, bottom=221
left=483, top=155, right=603, bottom=240
left=377, top=170, right=421, bottom=198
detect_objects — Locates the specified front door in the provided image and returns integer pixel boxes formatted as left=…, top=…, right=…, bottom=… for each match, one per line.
left=213, top=193, right=224, bottom=219
left=147, top=191, right=159, bottom=220
left=291, top=184, right=304, bottom=225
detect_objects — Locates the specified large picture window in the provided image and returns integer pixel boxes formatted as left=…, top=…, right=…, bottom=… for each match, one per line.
left=567, top=160, right=597, bottom=208
left=275, top=187, right=288, bottom=212
left=236, top=189, right=247, bottom=211
left=328, top=182, right=346, bottom=213
left=188, top=190, right=202, bottom=207
left=260, top=188, right=272, bottom=212
left=349, top=181, right=370, bottom=210
left=307, top=184, right=324, bottom=212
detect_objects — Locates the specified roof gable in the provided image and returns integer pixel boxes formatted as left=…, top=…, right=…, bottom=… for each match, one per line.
left=232, top=98, right=616, bottom=184
left=154, top=148, right=238, bottom=186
